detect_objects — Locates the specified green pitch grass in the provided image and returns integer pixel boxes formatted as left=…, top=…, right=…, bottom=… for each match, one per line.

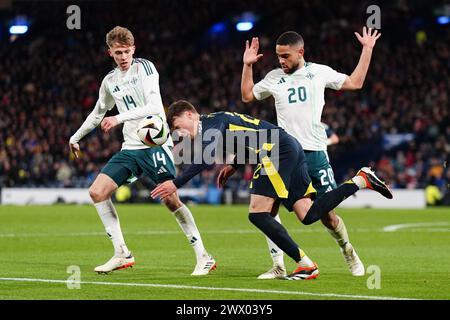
left=0, top=205, right=449, bottom=300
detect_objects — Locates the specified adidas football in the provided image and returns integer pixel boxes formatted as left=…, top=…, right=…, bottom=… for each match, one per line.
left=136, top=115, right=170, bottom=147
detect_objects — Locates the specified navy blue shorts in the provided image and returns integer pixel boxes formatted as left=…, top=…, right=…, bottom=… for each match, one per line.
left=249, top=135, right=316, bottom=211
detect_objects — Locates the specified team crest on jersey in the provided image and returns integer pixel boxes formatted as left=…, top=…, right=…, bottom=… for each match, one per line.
left=306, top=72, right=315, bottom=80
left=130, top=77, right=138, bottom=85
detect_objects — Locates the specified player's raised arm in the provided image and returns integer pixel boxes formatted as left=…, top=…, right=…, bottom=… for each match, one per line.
left=241, top=37, right=263, bottom=103
left=69, top=77, right=114, bottom=157
left=341, top=26, right=381, bottom=91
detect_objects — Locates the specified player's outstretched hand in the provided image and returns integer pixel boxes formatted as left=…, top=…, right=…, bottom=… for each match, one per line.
left=101, top=116, right=119, bottom=133
left=216, top=165, right=236, bottom=188
left=354, top=26, right=381, bottom=49
left=69, top=142, right=80, bottom=159
left=243, top=37, right=263, bottom=66
left=151, top=180, right=177, bottom=200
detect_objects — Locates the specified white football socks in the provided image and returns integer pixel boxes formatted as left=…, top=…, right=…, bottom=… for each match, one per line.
left=172, top=205, right=208, bottom=261
left=326, top=215, right=350, bottom=248
left=265, top=214, right=285, bottom=267
left=94, top=199, right=131, bottom=257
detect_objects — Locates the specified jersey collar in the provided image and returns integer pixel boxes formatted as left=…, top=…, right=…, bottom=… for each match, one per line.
left=292, top=61, right=308, bottom=75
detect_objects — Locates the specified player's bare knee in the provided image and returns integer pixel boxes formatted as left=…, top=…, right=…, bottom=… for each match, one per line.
left=249, top=202, right=268, bottom=212
left=89, top=187, right=100, bottom=202
left=321, top=211, right=339, bottom=229
left=249, top=195, right=275, bottom=213
left=162, top=193, right=183, bottom=211
left=89, top=174, right=117, bottom=203
left=320, top=213, right=331, bottom=225
left=292, top=197, right=311, bottom=223
left=89, top=185, right=108, bottom=202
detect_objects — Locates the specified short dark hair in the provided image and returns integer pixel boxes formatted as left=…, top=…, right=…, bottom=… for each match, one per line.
left=276, top=31, right=304, bottom=47
left=166, top=100, right=198, bottom=128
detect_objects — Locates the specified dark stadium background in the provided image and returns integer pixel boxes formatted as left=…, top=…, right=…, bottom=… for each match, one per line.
left=0, top=0, right=449, bottom=205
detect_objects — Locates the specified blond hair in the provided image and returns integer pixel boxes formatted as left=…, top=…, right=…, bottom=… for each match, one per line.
left=106, top=26, right=134, bottom=48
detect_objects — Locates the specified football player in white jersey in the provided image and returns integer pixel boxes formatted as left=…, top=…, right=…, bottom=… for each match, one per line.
left=241, top=27, right=381, bottom=279
left=69, top=26, right=215, bottom=275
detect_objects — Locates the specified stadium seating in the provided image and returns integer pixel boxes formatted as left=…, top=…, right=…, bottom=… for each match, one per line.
left=0, top=0, right=448, bottom=204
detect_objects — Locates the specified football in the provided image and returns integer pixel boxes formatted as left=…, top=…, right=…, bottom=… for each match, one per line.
left=136, top=115, right=170, bottom=147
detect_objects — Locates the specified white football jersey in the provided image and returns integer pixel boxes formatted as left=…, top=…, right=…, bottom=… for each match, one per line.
left=253, top=62, right=347, bottom=151
left=70, top=57, right=173, bottom=150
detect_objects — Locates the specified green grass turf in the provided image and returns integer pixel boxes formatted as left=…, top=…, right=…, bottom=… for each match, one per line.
left=0, top=205, right=449, bottom=300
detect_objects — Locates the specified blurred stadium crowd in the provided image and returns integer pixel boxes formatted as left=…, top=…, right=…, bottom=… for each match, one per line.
left=0, top=0, right=449, bottom=204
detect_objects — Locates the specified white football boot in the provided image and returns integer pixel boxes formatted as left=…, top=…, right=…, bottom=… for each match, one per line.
left=94, top=254, right=135, bottom=274
left=342, top=243, right=365, bottom=276
left=191, top=254, right=216, bottom=276
left=257, top=265, right=287, bottom=280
